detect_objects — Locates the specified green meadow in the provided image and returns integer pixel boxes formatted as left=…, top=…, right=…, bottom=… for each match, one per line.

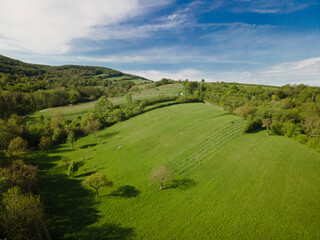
left=35, top=103, right=320, bottom=239
left=29, top=83, right=183, bottom=120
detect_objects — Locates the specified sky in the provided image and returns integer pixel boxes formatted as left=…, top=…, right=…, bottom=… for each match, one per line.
left=0, top=0, right=320, bottom=86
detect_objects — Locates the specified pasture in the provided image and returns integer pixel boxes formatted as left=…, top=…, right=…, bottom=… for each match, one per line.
left=35, top=103, right=320, bottom=239
left=29, top=83, right=183, bottom=120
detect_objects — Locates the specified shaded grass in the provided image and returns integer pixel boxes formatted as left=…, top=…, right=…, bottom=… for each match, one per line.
left=109, top=185, right=141, bottom=198
left=33, top=153, right=100, bottom=239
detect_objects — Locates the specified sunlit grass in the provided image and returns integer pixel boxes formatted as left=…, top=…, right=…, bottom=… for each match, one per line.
left=36, top=103, right=320, bottom=239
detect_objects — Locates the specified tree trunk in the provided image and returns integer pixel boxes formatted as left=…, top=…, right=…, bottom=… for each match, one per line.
left=71, top=142, right=74, bottom=150
left=35, top=222, right=43, bottom=240
left=95, top=188, right=99, bottom=197
left=159, top=179, right=162, bottom=190
left=43, top=222, right=52, bottom=240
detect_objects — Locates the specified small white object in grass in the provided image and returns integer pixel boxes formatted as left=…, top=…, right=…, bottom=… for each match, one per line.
left=116, top=145, right=122, bottom=150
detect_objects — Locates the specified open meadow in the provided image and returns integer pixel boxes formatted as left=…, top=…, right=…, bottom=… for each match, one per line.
left=29, top=83, right=183, bottom=120
left=34, top=103, right=320, bottom=239
left=1, top=3, right=320, bottom=239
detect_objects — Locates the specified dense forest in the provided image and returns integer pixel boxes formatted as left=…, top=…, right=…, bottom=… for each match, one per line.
left=0, top=55, right=149, bottom=118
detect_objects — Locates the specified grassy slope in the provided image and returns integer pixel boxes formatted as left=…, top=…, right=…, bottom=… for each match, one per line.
left=29, top=83, right=183, bottom=120
left=36, top=103, right=320, bottom=239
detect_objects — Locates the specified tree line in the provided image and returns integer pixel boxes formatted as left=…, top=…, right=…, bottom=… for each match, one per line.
left=183, top=80, right=320, bottom=152
left=0, top=81, right=142, bottom=118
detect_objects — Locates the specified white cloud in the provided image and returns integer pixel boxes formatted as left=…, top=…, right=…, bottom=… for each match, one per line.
left=231, top=0, right=316, bottom=14
left=249, top=57, right=320, bottom=86
left=66, top=48, right=256, bottom=65
left=128, top=57, right=320, bottom=86
left=89, top=13, right=188, bottom=41
left=128, top=69, right=209, bottom=81
left=0, top=0, right=172, bottom=54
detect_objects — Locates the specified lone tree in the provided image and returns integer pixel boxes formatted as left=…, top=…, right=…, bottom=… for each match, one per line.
left=262, top=118, right=272, bottom=135
left=67, top=161, right=78, bottom=178
left=83, top=172, right=113, bottom=197
left=67, top=131, right=76, bottom=150
left=150, top=165, right=174, bottom=190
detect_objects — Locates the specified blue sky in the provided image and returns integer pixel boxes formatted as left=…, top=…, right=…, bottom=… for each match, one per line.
left=0, top=0, right=320, bottom=85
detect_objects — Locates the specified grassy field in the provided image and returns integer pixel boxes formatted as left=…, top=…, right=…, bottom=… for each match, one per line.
left=29, top=83, right=183, bottom=120
left=34, top=103, right=320, bottom=239
left=94, top=75, right=150, bottom=85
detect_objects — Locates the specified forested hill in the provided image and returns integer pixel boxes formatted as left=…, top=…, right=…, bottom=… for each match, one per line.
left=0, top=54, right=148, bottom=92
left=0, top=55, right=150, bottom=118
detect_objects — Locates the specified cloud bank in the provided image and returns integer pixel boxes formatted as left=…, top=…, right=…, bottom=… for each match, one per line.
left=130, top=57, right=320, bottom=86
left=0, top=0, right=172, bottom=53
left=0, top=0, right=319, bottom=86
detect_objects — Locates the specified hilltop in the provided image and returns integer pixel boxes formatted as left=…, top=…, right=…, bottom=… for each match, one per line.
left=0, top=55, right=151, bottom=117
left=0, top=54, right=150, bottom=92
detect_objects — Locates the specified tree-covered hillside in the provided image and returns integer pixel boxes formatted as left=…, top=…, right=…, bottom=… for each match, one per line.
left=0, top=54, right=148, bottom=92
left=0, top=55, right=150, bottom=118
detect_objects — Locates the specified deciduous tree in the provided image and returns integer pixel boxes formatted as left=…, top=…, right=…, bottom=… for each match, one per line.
left=38, top=136, right=52, bottom=152
left=67, top=161, right=78, bottom=178
left=262, top=118, right=272, bottom=135
left=1, top=160, right=38, bottom=192
left=6, top=136, right=28, bottom=159
left=0, top=187, right=50, bottom=240
left=83, top=172, right=113, bottom=197
left=83, top=120, right=102, bottom=137
left=150, top=165, right=174, bottom=190
left=234, top=106, right=253, bottom=119
left=67, top=131, right=76, bottom=150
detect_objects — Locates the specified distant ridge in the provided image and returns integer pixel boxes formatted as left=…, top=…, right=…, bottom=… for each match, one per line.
left=0, top=55, right=147, bottom=80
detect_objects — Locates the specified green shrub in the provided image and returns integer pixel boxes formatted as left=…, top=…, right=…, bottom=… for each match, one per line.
left=270, top=122, right=284, bottom=135
left=295, top=134, right=309, bottom=144
left=307, top=137, right=320, bottom=152
left=243, top=117, right=262, bottom=133
left=283, top=122, right=301, bottom=138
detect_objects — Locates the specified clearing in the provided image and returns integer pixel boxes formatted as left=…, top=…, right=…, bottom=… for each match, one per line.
left=35, top=103, right=320, bottom=239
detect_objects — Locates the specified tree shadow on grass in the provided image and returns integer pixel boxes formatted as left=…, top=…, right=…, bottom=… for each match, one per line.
left=166, top=178, right=197, bottom=190
left=76, top=171, right=96, bottom=178
left=99, top=131, right=120, bottom=139
left=32, top=153, right=101, bottom=239
left=49, top=148, right=72, bottom=154
left=80, top=223, right=135, bottom=240
left=31, top=152, right=58, bottom=170
left=47, top=144, right=73, bottom=154
left=109, top=185, right=141, bottom=198
left=80, top=143, right=98, bottom=149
